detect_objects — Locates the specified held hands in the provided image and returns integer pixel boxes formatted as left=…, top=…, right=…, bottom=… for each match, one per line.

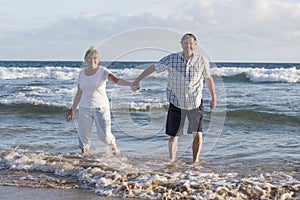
left=130, top=65, right=155, bottom=92
left=131, top=80, right=140, bottom=92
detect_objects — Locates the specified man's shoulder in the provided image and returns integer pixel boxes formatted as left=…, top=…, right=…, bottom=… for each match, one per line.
left=173, top=51, right=183, bottom=57
left=165, top=51, right=182, bottom=57
left=163, top=52, right=183, bottom=60
left=193, top=53, right=209, bottom=62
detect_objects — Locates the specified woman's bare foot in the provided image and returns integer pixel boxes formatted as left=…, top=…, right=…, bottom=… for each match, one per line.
left=111, top=143, right=120, bottom=155
left=82, top=148, right=89, bottom=155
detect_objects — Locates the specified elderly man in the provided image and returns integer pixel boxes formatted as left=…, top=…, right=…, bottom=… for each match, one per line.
left=132, top=33, right=216, bottom=163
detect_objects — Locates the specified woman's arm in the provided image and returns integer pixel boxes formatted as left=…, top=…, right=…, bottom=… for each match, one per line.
left=108, top=73, right=132, bottom=87
left=66, top=85, right=82, bottom=121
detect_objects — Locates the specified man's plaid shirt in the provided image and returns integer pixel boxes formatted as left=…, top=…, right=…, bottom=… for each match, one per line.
left=155, top=51, right=211, bottom=110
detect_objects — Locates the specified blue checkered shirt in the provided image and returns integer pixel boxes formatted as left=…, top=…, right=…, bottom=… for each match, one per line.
left=155, top=52, right=211, bottom=110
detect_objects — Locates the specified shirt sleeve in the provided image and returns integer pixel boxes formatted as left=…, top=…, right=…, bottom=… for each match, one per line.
left=202, top=56, right=211, bottom=78
left=76, top=70, right=83, bottom=85
left=154, top=54, right=170, bottom=73
left=102, top=67, right=111, bottom=79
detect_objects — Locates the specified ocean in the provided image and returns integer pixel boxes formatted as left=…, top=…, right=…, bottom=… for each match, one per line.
left=0, top=60, right=299, bottom=199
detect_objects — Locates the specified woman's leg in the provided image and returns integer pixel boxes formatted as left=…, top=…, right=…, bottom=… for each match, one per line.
left=78, top=108, right=93, bottom=154
left=94, top=107, right=119, bottom=154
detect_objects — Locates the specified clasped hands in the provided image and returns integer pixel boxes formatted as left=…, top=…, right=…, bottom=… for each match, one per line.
left=130, top=80, right=140, bottom=92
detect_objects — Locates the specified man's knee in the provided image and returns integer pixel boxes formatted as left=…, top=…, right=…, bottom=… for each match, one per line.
left=169, top=136, right=178, bottom=143
left=193, top=132, right=202, bottom=141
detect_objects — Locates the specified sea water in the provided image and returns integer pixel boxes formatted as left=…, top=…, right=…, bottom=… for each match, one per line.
left=0, top=61, right=299, bottom=199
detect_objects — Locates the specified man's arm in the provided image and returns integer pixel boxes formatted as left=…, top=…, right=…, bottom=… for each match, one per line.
left=205, top=76, right=217, bottom=110
left=132, top=64, right=156, bottom=91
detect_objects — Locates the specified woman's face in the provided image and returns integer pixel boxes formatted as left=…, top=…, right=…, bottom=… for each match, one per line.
left=85, top=53, right=99, bottom=68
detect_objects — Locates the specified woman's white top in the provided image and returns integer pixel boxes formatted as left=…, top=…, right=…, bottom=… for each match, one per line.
left=77, top=66, right=110, bottom=108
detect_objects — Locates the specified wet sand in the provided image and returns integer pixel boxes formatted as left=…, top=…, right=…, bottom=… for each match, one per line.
left=0, top=186, right=135, bottom=200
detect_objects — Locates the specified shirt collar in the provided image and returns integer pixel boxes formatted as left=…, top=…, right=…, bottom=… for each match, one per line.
left=177, top=51, right=198, bottom=62
left=179, top=51, right=197, bottom=62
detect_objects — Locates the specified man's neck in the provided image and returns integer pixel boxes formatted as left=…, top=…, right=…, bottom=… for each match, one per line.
left=183, top=52, right=193, bottom=61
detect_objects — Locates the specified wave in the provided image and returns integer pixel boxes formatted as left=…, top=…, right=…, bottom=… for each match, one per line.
left=0, top=66, right=81, bottom=80
left=211, top=67, right=300, bottom=83
left=226, top=109, right=300, bottom=125
left=0, top=101, right=169, bottom=115
left=2, top=100, right=299, bottom=126
left=1, top=65, right=299, bottom=83
left=0, top=103, right=68, bottom=115
left=114, top=66, right=300, bottom=83
left=221, top=72, right=250, bottom=82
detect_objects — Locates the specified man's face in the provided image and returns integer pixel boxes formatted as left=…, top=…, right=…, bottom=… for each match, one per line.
left=181, top=37, right=197, bottom=55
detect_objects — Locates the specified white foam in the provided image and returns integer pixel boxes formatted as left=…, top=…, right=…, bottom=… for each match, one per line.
left=211, top=67, right=300, bottom=83
left=1, top=66, right=298, bottom=111
left=0, top=66, right=81, bottom=80
left=0, top=150, right=299, bottom=199
left=2, top=66, right=298, bottom=83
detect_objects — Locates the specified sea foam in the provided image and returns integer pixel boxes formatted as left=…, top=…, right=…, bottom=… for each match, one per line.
left=211, top=67, right=300, bottom=83
left=0, top=150, right=299, bottom=200
left=1, top=66, right=299, bottom=83
left=0, top=66, right=80, bottom=80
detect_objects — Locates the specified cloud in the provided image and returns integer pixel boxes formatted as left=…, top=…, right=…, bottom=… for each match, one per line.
left=0, top=0, right=299, bottom=61
left=171, top=0, right=300, bottom=61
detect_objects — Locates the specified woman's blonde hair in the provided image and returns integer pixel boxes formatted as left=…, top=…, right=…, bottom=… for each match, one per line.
left=84, top=46, right=99, bottom=60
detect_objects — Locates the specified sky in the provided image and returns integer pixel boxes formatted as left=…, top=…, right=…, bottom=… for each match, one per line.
left=0, top=0, right=300, bottom=62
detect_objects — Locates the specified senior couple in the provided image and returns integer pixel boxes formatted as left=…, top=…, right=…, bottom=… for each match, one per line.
left=66, top=33, right=217, bottom=164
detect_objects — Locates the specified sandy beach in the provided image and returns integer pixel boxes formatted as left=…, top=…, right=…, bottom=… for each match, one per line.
left=0, top=186, right=135, bottom=200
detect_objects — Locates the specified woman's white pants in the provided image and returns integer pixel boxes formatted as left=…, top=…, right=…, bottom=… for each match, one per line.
left=77, top=107, right=115, bottom=150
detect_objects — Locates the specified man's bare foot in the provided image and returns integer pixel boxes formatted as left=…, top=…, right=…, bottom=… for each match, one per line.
left=111, top=143, right=120, bottom=155
left=82, top=148, right=89, bottom=155
left=193, top=159, right=200, bottom=165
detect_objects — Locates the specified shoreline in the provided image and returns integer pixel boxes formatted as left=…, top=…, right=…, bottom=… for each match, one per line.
left=0, top=186, right=135, bottom=200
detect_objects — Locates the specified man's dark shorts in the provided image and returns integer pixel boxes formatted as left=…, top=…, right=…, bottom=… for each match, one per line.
left=166, top=100, right=204, bottom=137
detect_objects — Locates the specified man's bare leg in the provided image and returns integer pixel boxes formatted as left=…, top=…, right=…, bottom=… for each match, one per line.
left=168, top=136, right=178, bottom=162
left=192, top=132, right=202, bottom=163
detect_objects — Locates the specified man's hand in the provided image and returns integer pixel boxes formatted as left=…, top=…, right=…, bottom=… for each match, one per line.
left=131, top=65, right=155, bottom=92
left=210, top=96, right=217, bottom=110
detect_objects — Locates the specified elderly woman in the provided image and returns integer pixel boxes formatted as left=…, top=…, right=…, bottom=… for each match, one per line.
left=66, top=46, right=133, bottom=155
